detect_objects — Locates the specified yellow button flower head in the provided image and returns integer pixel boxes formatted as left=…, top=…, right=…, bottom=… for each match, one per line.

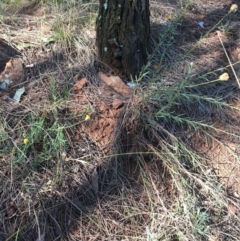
left=230, top=4, right=238, bottom=13
left=219, top=73, right=229, bottom=81
left=23, top=138, right=29, bottom=144
left=85, top=114, right=91, bottom=121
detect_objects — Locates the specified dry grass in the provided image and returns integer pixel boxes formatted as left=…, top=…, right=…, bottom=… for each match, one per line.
left=1, top=0, right=240, bottom=241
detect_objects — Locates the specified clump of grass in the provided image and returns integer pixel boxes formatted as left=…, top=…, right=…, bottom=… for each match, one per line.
left=118, top=83, right=237, bottom=240
left=113, top=3, right=240, bottom=240
left=52, top=14, right=76, bottom=48
left=47, top=0, right=98, bottom=49
left=116, top=77, right=239, bottom=240
left=0, top=80, right=74, bottom=240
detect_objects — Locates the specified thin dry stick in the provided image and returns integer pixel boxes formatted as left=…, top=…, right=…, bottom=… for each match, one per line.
left=217, top=31, right=240, bottom=88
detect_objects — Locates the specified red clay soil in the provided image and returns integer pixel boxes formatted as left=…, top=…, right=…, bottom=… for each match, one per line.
left=70, top=72, right=132, bottom=153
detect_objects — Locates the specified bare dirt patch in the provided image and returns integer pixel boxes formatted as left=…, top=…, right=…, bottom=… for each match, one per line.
left=70, top=73, right=132, bottom=153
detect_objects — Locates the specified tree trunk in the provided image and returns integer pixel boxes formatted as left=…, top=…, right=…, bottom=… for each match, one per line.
left=96, top=0, right=150, bottom=79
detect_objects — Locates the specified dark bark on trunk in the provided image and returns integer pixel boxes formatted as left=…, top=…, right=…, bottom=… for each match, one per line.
left=96, top=0, right=150, bottom=79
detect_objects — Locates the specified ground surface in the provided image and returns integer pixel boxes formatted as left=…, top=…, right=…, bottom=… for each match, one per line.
left=1, top=0, right=240, bottom=241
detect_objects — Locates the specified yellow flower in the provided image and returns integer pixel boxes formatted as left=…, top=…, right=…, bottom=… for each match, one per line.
left=85, top=114, right=91, bottom=121
left=230, top=4, right=238, bottom=13
left=23, top=138, right=29, bottom=144
left=219, top=73, right=229, bottom=81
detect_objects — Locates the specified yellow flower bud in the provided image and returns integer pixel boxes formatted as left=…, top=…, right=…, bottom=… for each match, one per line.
left=230, top=4, right=238, bottom=13
left=23, top=138, right=29, bottom=144
left=219, top=73, right=229, bottom=81
left=85, top=114, right=91, bottom=121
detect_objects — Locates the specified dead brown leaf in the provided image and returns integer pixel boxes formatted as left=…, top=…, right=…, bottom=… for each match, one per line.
left=98, top=72, right=132, bottom=96
left=228, top=204, right=237, bottom=214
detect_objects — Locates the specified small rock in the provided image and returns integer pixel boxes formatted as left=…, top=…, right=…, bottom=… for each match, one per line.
left=74, top=77, right=88, bottom=91
left=0, top=58, right=24, bottom=86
